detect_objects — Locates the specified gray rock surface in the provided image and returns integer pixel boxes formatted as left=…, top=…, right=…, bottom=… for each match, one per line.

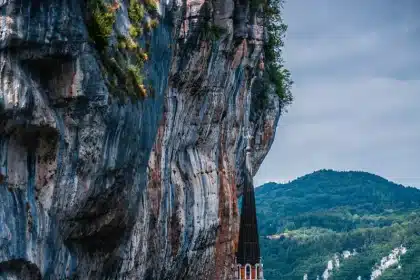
left=0, top=0, right=281, bottom=279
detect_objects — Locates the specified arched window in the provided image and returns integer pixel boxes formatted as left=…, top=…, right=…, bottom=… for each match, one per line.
left=245, top=264, right=251, bottom=280
left=236, top=264, right=241, bottom=279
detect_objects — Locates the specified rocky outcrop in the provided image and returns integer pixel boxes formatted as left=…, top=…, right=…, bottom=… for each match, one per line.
left=0, top=0, right=281, bottom=279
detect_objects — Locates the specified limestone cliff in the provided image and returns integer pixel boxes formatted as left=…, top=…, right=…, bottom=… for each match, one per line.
left=0, top=0, right=283, bottom=279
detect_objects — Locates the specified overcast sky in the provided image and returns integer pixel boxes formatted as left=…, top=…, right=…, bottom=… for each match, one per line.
left=255, top=0, right=420, bottom=188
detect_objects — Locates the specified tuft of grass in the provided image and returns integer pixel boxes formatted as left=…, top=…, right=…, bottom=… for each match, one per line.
left=126, top=37, right=138, bottom=50
left=93, top=9, right=115, bottom=37
left=118, top=40, right=127, bottom=49
left=129, top=25, right=141, bottom=37
left=128, top=0, right=145, bottom=23
left=117, top=35, right=137, bottom=50
left=88, top=0, right=117, bottom=50
left=127, top=64, right=143, bottom=84
left=136, top=49, right=149, bottom=62
left=127, top=64, right=147, bottom=97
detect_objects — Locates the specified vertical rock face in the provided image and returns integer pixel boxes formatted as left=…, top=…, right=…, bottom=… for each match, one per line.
left=0, top=0, right=281, bottom=279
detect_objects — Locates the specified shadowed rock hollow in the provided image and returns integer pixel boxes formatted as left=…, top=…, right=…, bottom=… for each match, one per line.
left=0, top=0, right=282, bottom=279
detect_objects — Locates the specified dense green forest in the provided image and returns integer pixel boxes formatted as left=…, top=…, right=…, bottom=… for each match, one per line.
left=255, top=170, right=420, bottom=280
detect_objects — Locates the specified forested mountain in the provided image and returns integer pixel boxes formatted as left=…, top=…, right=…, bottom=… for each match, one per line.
left=255, top=170, right=420, bottom=280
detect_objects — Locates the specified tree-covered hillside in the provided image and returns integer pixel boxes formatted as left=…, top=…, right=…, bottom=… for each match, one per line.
left=255, top=170, right=420, bottom=280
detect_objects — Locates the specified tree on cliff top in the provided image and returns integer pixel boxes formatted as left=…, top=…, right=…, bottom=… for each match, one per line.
left=263, top=0, right=293, bottom=109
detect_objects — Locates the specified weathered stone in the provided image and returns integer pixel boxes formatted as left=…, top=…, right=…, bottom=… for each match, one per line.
left=0, top=0, right=281, bottom=279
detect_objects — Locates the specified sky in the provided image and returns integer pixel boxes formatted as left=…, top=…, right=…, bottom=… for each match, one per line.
left=255, top=0, right=420, bottom=188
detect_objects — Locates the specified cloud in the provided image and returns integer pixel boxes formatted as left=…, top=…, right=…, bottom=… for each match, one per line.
left=255, top=0, right=420, bottom=188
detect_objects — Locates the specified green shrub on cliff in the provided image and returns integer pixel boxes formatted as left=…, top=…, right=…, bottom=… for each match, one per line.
left=128, top=0, right=145, bottom=23
left=88, top=0, right=117, bottom=50
left=266, top=0, right=293, bottom=106
left=127, top=64, right=145, bottom=93
left=259, top=0, right=293, bottom=107
left=85, top=0, right=160, bottom=100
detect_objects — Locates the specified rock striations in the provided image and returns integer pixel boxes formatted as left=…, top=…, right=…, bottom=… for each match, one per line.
left=0, top=0, right=282, bottom=279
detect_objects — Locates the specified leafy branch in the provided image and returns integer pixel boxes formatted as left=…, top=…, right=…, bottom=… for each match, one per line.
left=262, top=0, right=293, bottom=108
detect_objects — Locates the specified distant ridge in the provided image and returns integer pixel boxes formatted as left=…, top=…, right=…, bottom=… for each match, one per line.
left=255, top=170, right=420, bottom=280
left=259, top=169, right=417, bottom=189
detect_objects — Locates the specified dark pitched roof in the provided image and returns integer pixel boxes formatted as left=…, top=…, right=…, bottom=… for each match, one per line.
left=236, top=171, right=260, bottom=265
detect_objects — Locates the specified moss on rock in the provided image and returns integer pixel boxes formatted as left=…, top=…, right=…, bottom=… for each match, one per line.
left=87, top=0, right=117, bottom=50
left=87, top=0, right=161, bottom=101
